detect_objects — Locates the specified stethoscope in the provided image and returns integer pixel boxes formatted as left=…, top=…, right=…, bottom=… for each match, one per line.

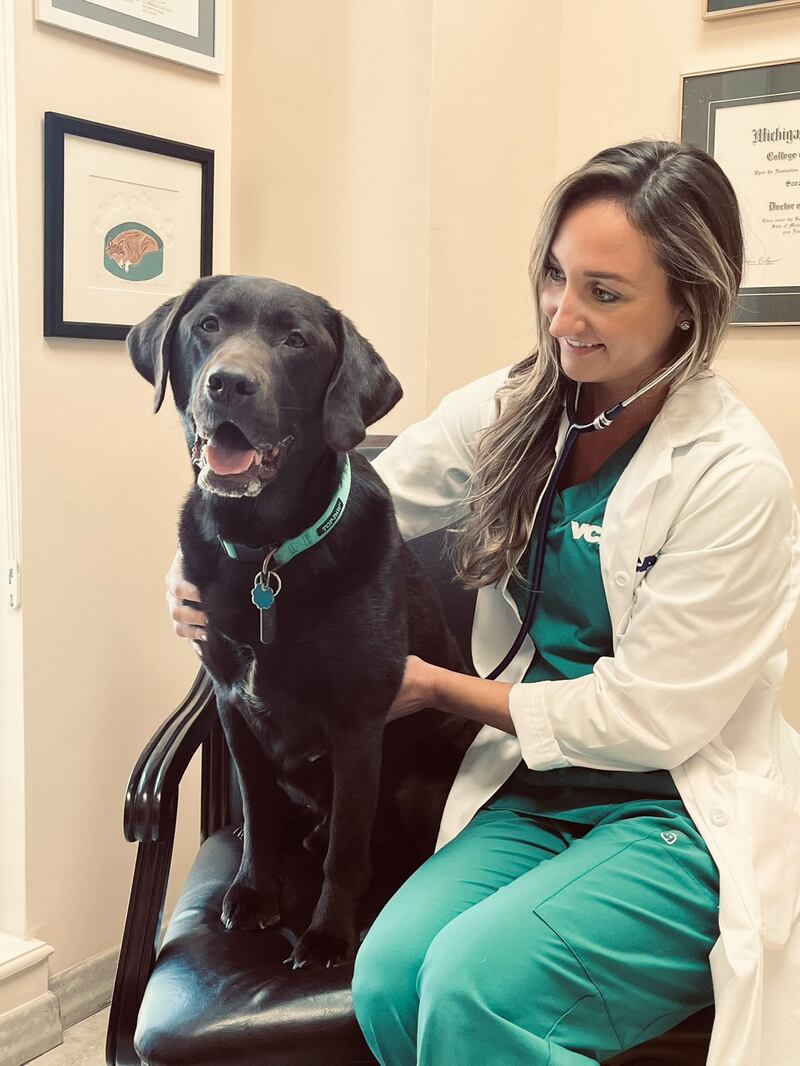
left=485, top=344, right=695, bottom=680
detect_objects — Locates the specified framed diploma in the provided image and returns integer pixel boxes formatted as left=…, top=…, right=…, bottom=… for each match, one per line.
left=681, top=59, right=800, bottom=325
left=44, top=112, right=214, bottom=339
left=35, top=0, right=226, bottom=75
left=703, top=1, right=800, bottom=18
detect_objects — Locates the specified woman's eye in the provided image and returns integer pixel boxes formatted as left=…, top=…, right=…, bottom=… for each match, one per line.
left=285, top=331, right=307, bottom=348
left=544, top=264, right=564, bottom=282
left=593, top=287, right=619, bottom=304
left=200, top=316, right=219, bottom=332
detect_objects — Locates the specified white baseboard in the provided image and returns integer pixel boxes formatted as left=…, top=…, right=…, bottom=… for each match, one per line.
left=0, top=933, right=57, bottom=1066
left=0, top=942, right=120, bottom=1066
left=0, top=992, right=62, bottom=1066
left=50, top=945, right=119, bottom=1030
left=0, top=935, right=52, bottom=1018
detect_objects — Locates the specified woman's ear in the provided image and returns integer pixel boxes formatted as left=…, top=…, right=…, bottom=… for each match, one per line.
left=672, top=304, right=692, bottom=329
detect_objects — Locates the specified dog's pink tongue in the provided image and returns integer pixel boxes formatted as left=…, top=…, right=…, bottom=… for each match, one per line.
left=206, top=443, right=258, bottom=475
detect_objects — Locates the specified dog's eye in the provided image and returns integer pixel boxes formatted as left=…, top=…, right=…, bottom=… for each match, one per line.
left=285, top=331, right=307, bottom=349
left=200, top=316, right=220, bottom=333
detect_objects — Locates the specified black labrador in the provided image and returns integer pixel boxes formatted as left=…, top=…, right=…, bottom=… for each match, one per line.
left=127, top=275, right=479, bottom=969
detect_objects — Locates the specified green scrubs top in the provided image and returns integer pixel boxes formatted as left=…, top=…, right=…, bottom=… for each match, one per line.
left=495, top=422, right=683, bottom=819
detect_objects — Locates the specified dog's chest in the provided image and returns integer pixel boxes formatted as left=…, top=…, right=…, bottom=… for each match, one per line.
left=225, top=654, right=332, bottom=812
left=222, top=647, right=327, bottom=762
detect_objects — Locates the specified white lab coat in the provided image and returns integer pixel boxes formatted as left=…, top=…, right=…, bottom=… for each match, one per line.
left=372, top=366, right=800, bottom=1066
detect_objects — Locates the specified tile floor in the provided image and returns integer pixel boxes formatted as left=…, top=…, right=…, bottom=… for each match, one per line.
left=26, top=1008, right=109, bottom=1066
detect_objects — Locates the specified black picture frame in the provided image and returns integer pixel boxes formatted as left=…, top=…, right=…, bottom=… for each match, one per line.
left=44, top=112, right=214, bottom=340
left=703, top=0, right=800, bottom=18
left=681, top=60, right=800, bottom=325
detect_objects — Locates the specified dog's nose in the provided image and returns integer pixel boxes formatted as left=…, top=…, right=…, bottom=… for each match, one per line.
left=206, top=366, right=259, bottom=402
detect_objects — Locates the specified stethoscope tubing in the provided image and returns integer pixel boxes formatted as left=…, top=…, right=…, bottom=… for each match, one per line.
left=484, top=417, right=582, bottom=680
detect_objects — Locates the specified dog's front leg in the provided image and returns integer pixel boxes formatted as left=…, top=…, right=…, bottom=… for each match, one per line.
left=216, top=690, right=283, bottom=930
left=289, top=715, right=385, bottom=969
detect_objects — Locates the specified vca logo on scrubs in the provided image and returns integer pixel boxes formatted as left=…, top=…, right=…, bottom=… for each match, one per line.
left=571, top=521, right=602, bottom=544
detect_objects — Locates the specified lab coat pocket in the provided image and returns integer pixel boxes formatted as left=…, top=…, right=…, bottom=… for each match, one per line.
left=735, top=770, right=800, bottom=949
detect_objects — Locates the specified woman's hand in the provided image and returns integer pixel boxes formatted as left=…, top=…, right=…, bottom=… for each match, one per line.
left=387, top=655, right=439, bottom=721
left=166, top=546, right=209, bottom=653
left=388, top=655, right=517, bottom=735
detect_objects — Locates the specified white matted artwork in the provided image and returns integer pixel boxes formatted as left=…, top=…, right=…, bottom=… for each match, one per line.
left=711, top=97, right=800, bottom=293
left=63, top=135, right=199, bottom=325
left=35, top=0, right=226, bottom=74
left=44, top=112, right=214, bottom=339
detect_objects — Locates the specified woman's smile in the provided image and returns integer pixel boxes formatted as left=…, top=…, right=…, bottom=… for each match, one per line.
left=563, top=338, right=605, bottom=352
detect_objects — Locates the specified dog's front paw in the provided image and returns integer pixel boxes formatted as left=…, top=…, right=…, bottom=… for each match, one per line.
left=221, top=880, right=281, bottom=931
left=286, top=921, right=357, bottom=970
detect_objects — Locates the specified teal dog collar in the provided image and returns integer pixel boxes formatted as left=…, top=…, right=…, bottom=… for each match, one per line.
left=217, top=454, right=352, bottom=568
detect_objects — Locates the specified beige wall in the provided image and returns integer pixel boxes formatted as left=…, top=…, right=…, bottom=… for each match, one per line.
left=10, top=0, right=232, bottom=974
left=232, top=0, right=436, bottom=429
left=232, top=0, right=560, bottom=422
left=425, top=0, right=561, bottom=407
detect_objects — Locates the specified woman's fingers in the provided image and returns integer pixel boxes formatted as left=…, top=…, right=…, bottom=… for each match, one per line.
left=166, top=548, right=209, bottom=639
left=169, top=598, right=209, bottom=634
left=174, top=577, right=204, bottom=603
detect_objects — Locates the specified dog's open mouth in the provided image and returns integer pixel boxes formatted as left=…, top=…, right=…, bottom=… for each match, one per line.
left=192, top=422, right=294, bottom=498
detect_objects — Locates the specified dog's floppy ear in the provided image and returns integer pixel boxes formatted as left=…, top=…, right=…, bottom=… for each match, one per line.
left=323, top=313, right=403, bottom=451
left=126, top=275, right=225, bottom=413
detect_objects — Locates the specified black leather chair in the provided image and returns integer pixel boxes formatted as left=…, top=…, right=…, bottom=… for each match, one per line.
left=106, top=439, right=713, bottom=1066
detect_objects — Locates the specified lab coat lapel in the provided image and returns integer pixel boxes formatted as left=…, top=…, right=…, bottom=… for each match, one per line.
left=600, top=374, right=726, bottom=636
left=600, top=420, right=672, bottom=635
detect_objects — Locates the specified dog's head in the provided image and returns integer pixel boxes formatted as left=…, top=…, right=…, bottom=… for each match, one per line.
left=127, top=275, right=402, bottom=499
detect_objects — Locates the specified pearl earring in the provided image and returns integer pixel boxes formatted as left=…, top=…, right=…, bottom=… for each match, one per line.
left=679, top=320, right=692, bottom=331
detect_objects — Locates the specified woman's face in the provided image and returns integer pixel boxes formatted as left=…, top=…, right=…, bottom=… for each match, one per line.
left=540, top=197, right=688, bottom=407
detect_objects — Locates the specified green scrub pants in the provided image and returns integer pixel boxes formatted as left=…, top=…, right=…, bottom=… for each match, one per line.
left=352, top=796, right=719, bottom=1065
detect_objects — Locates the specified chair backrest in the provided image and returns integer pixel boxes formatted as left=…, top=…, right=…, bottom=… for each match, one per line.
left=222, top=437, right=477, bottom=825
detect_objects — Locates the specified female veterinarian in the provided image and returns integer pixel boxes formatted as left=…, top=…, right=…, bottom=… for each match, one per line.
left=167, top=140, right=800, bottom=1065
